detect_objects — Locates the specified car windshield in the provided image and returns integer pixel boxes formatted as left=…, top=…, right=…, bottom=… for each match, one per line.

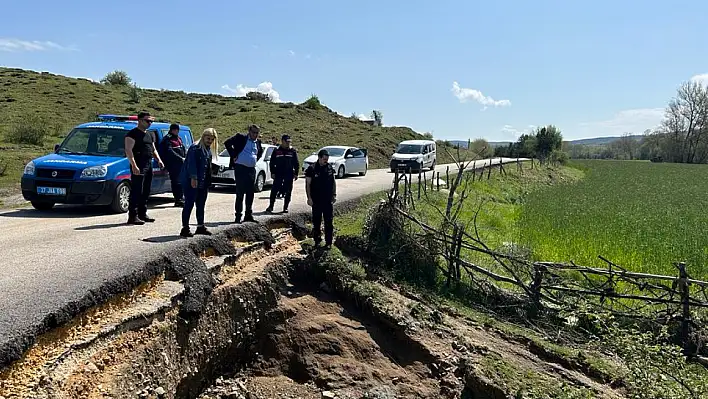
left=396, top=144, right=423, bottom=154
left=57, top=128, right=129, bottom=156
left=321, top=147, right=346, bottom=157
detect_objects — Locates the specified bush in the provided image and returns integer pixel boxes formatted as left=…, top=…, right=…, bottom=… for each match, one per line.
left=0, top=158, right=7, bottom=177
left=301, top=94, right=323, bottom=110
left=5, top=114, right=50, bottom=146
left=550, top=149, right=569, bottom=165
left=101, top=70, right=132, bottom=86
left=127, top=83, right=141, bottom=104
left=245, top=91, right=271, bottom=102
left=363, top=198, right=439, bottom=288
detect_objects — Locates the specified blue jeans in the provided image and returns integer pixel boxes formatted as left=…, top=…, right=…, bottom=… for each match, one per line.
left=182, top=186, right=208, bottom=228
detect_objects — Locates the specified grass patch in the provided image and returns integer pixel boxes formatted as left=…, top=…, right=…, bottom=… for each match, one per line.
left=519, top=160, right=708, bottom=278
left=0, top=67, right=467, bottom=194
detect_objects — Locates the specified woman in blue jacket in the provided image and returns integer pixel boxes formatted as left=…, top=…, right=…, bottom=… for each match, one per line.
left=180, top=128, right=218, bottom=237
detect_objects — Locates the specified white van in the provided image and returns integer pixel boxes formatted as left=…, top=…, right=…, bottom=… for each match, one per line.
left=389, top=139, right=437, bottom=172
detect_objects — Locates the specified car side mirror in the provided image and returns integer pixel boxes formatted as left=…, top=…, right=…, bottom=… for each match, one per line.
left=54, top=144, right=60, bottom=152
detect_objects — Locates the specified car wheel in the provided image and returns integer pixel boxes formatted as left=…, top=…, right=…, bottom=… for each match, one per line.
left=359, top=165, right=367, bottom=176
left=110, top=181, right=131, bottom=213
left=254, top=172, right=266, bottom=192
left=430, top=160, right=436, bottom=171
left=31, top=201, right=55, bottom=211
left=337, top=165, right=345, bottom=179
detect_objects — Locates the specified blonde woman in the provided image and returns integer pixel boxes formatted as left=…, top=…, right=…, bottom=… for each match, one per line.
left=180, top=128, right=218, bottom=237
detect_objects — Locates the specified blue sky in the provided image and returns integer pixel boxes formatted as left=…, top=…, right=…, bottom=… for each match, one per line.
left=1, top=0, right=707, bottom=141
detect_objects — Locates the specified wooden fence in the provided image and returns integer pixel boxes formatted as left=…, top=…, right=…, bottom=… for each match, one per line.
left=391, top=157, right=529, bottom=207
left=388, top=200, right=708, bottom=347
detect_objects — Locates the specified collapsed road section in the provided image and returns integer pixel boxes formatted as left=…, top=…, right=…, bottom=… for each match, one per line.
left=0, top=216, right=623, bottom=398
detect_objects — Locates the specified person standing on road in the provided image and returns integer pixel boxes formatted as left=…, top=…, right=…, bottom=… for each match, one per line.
left=180, top=128, right=218, bottom=238
left=124, top=111, right=165, bottom=225
left=266, top=134, right=299, bottom=214
left=224, top=124, right=263, bottom=223
left=305, top=149, right=337, bottom=249
left=159, top=123, right=187, bottom=207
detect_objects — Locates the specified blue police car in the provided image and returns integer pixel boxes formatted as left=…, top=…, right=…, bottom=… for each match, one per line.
left=21, top=114, right=194, bottom=213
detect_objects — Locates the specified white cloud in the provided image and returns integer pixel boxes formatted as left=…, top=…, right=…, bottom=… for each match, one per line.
left=305, top=54, right=312, bottom=60
left=573, top=108, right=664, bottom=139
left=451, top=81, right=511, bottom=108
left=221, top=82, right=282, bottom=103
left=289, top=50, right=296, bottom=56
left=691, top=73, right=708, bottom=86
left=500, top=125, right=533, bottom=140
left=0, top=38, right=77, bottom=52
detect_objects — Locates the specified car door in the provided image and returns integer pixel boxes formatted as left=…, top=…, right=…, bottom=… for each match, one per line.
left=344, top=148, right=356, bottom=173
left=149, top=129, right=168, bottom=194
left=263, top=146, right=275, bottom=184
left=425, top=144, right=432, bottom=167
left=350, top=149, right=365, bottom=173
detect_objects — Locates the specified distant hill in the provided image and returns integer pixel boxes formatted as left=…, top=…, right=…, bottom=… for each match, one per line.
left=449, top=135, right=644, bottom=149
left=0, top=67, right=466, bottom=192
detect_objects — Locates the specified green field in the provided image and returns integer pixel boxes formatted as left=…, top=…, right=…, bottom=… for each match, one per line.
left=519, top=160, right=708, bottom=278
left=0, top=67, right=463, bottom=197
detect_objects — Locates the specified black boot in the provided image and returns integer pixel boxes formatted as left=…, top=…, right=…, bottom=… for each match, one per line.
left=195, top=226, right=212, bottom=236
left=180, top=227, right=193, bottom=238
left=127, top=214, right=145, bottom=225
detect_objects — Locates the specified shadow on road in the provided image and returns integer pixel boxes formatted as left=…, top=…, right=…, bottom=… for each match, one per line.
left=0, top=198, right=176, bottom=220
left=75, top=222, right=129, bottom=231
left=141, top=235, right=184, bottom=243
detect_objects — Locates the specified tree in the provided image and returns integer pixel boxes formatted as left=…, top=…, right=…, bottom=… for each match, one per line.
left=371, top=110, right=383, bottom=127
left=517, top=133, right=538, bottom=158
left=101, top=70, right=132, bottom=86
left=470, top=138, right=493, bottom=158
left=534, top=125, right=563, bottom=163
left=615, top=133, right=639, bottom=160
left=659, top=81, right=708, bottom=163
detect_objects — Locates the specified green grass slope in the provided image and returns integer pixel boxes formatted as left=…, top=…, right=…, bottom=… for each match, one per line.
left=0, top=67, right=451, bottom=194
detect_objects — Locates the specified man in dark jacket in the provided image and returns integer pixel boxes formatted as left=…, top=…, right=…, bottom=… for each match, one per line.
left=305, top=149, right=337, bottom=249
left=224, top=124, right=263, bottom=223
left=159, top=123, right=187, bottom=207
left=266, top=134, right=299, bottom=214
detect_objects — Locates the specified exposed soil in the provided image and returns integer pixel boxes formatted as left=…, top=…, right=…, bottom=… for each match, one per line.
left=0, top=225, right=626, bottom=399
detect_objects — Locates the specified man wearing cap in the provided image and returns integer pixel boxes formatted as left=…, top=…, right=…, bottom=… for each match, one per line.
left=224, top=124, right=263, bottom=223
left=159, top=123, right=187, bottom=207
left=124, top=111, right=165, bottom=225
left=305, top=149, right=337, bottom=249
left=266, top=134, right=299, bottom=214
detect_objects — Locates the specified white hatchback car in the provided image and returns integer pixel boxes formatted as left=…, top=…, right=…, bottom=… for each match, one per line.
left=302, top=146, right=369, bottom=179
left=211, top=144, right=276, bottom=192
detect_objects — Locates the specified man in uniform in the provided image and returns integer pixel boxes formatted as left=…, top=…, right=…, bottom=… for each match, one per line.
left=224, top=124, right=263, bottom=223
left=159, top=123, right=187, bottom=207
left=305, top=149, right=337, bottom=249
left=266, top=134, right=299, bottom=214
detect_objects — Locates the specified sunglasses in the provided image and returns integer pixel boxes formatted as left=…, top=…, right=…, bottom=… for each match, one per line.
left=141, top=118, right=153, bottom=124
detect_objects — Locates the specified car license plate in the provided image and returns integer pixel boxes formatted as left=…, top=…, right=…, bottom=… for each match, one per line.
left=217, top=171, right=232, bottom=179
left=37, top=186, right=66, bottom=196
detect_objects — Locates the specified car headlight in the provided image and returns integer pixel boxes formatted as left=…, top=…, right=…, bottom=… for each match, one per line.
left=23, top=161, right=35, bottom=176
left=416, top=156, right=424, bottom=162
left=80, top=165, right=108, bottom=179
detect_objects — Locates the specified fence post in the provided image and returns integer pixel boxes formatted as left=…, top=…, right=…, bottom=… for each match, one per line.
left=437, top=172, right=440, bottom=191
left=417, top=172, right=421, bottom=199
left=678, top=262, right=691, bottom=348
left=472, top=161, right=476, bottom=182
left=487, top=162, right=492, bottom=180
left=454, top=226, right=463, bottom=285
left=530, top=263, right=546, bottom=316
left=446, top=166, right=450, bottom=187
left=394, top=168, right=399, bottom=197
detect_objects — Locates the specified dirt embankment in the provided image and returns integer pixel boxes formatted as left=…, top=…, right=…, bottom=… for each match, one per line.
left=0, top=220, right=625, bottom=399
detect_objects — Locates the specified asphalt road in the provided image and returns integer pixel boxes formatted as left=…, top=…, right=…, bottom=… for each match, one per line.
left=0, top=158, right=520, bottom=360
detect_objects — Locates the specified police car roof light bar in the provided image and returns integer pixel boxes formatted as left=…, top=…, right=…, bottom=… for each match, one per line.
left=97, top=114, right=139, bottom=122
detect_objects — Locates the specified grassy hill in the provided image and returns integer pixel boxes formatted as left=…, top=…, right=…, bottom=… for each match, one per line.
left=0, top=67, right=453, bottom=195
